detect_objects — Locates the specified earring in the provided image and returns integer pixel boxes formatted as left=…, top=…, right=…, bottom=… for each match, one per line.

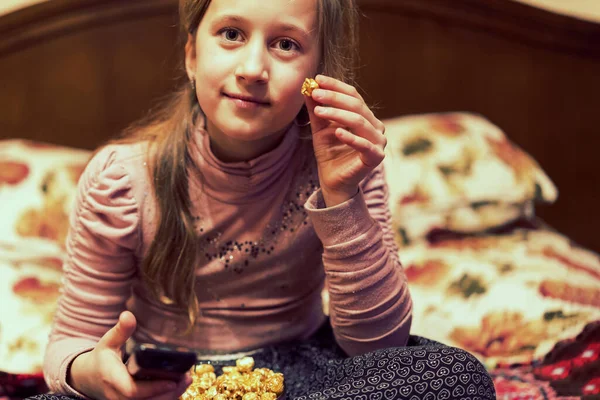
left=294, top=119, right=311, bottom=127
left=190, top=78, right=196, bottom=92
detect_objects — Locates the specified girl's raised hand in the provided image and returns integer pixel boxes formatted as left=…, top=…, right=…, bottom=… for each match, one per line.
left=305, top=75, right=387, bottom=207
left=68, top=311, right=192, bottom=400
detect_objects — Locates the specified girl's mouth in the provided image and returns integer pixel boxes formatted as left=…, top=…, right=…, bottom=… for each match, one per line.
left=224, top=93, right=271, bottom=108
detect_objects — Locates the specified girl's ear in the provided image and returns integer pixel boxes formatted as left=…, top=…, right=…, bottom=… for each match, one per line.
left=184, top=33, right=197, bottom=81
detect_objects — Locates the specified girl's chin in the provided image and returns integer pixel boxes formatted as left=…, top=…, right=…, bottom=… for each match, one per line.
left=218, top=128, right=270, bottom=141
left=215, top=121, right=292, bottom=140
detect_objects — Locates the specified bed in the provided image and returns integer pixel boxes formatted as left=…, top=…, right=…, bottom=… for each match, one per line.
left=1, top=0, right=599, bottom=398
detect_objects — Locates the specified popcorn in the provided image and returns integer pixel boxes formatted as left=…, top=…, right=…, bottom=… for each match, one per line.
left=181, top=357, right=284, bottom=400
left=236, top=357, right=254, bottom=373
left=301, top=78, right=319, bottom=97
left=195, top=364, right=216, bottom=374
left=265, top=374, right=284, bottom=394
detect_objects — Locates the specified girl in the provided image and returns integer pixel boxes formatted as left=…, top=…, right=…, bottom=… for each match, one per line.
left=37, top=0, right=496, bottom=399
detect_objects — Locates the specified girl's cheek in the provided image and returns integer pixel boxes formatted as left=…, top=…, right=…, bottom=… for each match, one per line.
left=278, top=68, right=308, bottom=89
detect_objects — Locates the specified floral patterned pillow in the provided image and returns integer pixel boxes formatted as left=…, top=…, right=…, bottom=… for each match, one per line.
left=0, top=140, right=90, bottom=250
left=382, top=113, right=557, bottom=245
left=400, top=224, right=600, bottom=369
left=0, top=140, right=90, bottom=395
left=0, top=244, right=63, bottom=375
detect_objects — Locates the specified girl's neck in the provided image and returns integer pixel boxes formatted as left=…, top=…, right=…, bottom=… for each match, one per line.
left=205, top=121, right=292, bottom=163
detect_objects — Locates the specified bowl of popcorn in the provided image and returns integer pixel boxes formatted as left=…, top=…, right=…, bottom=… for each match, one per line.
left=180, top=356, right=285, bottom=400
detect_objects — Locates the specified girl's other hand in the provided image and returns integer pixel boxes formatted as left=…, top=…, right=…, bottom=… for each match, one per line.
left=68, top=311, right=192, bottom=400
left=305, top=75, right=387, bottom=207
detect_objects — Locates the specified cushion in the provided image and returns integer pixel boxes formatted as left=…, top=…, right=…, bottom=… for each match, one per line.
left=0, top=244, right=63, bottom=375
left=0, top=139, right=90, bottom=396
left=401, top=224, right=600, bottom=369
left=382, top=112, right=557, bottom=245
left=0, top=139, right=90, bottom=250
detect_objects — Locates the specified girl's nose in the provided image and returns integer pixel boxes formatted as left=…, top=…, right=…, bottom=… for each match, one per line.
left=235, top=40, right=269, bottom=83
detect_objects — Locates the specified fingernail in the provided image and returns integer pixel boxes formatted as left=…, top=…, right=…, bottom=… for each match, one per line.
left=315, top=106, right=327, bottom=115
left=312, top=89, right=324, bottom=100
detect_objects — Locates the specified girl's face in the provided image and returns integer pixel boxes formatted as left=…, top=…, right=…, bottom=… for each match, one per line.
left=186, top=0, right=320, bottom=161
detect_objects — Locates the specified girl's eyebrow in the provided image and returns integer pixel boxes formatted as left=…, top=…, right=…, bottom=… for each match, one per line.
left=279, top=24, right=315, bottom=42
left=212, top=14, right=245, bottom=27
left=212, top=14, right=314, bottom=42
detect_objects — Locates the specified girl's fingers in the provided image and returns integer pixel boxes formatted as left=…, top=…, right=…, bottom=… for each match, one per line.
left=314, top=106, right=386, bottom=147
left=98, top=311, right=137, bottom=352
left=314, top=75, right=385, bottom=133
left=335, top=128, right=385, bottom=168
left=311, top=88, right=383, bottom=134
left=110, top=369, right=177, bottom=400
left=304, top=95, right=329, bottom=133
left=311, top=89, right=363, bottom=114
left=144, top=390, right=179, bottom=400
left=314, top=75, right=365, bottom=103
left=147, top=374, right=193, bottom=400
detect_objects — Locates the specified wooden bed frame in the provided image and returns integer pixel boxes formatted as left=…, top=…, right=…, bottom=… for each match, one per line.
left=1, top=0, right=599, bottom=251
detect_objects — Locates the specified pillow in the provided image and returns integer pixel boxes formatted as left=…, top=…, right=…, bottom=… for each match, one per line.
left=398, top=225, right=600, bottom=369
left=0, top=139, right=90, bottom=396
left=0, top=243, right=63, bottom=376
left=382, top=112, right=557, bottom=245
left=0, top=140, right=91, bottom=250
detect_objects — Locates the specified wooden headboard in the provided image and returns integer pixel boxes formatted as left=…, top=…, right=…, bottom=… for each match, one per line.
left=1, top=0, right=599, bottom=251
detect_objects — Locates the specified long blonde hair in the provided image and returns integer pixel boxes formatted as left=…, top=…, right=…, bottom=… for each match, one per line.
left=115, top=0, right=360, bottom=328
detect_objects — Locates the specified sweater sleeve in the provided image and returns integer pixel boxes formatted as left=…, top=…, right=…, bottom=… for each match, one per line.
left=43, top=146, right=140, bottom=396
left=304, top=163, right=412, bottom=356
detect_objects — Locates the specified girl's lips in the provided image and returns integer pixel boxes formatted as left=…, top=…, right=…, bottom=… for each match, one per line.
left=223, top=93, right=270, bottom=107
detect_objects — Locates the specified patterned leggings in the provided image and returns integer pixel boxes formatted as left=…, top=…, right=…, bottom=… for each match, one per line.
left=28, top=322, right=496, bottom=400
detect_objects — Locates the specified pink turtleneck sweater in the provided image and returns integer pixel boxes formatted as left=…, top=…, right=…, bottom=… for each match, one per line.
left=43, top=124, right=412, bottom=396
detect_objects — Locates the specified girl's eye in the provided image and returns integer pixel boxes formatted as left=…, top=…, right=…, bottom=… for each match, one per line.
left=221, top=28, right=241, bottom=41
left=277, top=39, right=299, bottom=52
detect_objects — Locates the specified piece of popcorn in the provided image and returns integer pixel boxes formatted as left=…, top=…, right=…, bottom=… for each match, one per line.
left=301, top=78, right=319, bottom=96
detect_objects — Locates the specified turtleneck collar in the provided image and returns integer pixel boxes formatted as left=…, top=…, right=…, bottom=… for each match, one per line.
left=189, top=123, right=302, bottom=204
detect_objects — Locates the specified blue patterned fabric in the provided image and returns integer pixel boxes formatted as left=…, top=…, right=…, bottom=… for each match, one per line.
left=27, top=322, right=496, bottom=399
